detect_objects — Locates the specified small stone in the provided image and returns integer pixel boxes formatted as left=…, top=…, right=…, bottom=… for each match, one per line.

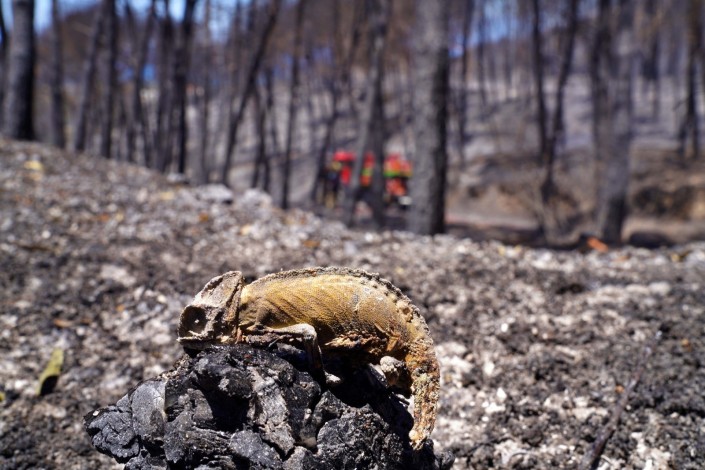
left=229, top=430, right=282, bottom=468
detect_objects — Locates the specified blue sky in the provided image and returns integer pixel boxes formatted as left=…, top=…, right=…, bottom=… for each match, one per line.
left=2, top=0, right=90, bottom=31
left=1, top=0, right=188, bottom=32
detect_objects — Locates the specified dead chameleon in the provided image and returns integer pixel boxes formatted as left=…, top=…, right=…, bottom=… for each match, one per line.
left=177, top=266, right=440, bottom=450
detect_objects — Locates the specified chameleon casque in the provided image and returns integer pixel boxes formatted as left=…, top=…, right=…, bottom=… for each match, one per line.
left=177, top=267, right=440, bottom=450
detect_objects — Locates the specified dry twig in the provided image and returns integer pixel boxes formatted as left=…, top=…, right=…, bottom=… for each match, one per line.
left=579, top=329, right=663, bottom=470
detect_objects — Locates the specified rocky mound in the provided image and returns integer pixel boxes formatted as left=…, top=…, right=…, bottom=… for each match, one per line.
left=1, top=139, right=705, bottom=469
left=84, top=345, right=452, bottom=469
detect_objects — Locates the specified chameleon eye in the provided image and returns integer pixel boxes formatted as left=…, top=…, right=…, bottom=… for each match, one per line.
left=179, top=305, right=209, bottom=337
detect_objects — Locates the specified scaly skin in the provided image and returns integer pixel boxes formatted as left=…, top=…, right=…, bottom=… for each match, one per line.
left=178, top=267, right=440, bottom=450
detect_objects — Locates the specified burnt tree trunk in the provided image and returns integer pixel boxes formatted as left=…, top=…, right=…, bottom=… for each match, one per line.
left=172, top=0, right=199, bottom=174
left=700, top=0, right=705, bottom=137
left=126, top=0, right=156, bottom=165
left=342, top=4, right=367, bottom=127
left=302, top=55, right=320, bottom=168
left=538, top=0, right=580, bottom=241
left=678, top=0, right=702, bottom=160
left=99, top=0, right=117, bottom=159
left=531, top=0, right=548, bottom=164
left=456, top=0, right=474, bottom=165
left=309, top=0, right=363, bottom=203
left=251, top=84, right=270, bottom=192
left=0, top=0, right=8, bottom=128
left=195, top=0, right=212, bottom=184
left=279, top=0, right=307, bottom=209
left=49, top=0, right=65, bottom=148
left=500, top=0, right=514, bottom=100
left=408, top=0, right=450, bottom=235
left=476, top=1, right=487, bottom=110
left=2, top=0, right=35, bottom=140
left=220, top=0, right=281, bottom=187
left=153, top=0, right=175, bottom=171
left=248, top=1, right=267, bottom=190
left=217, top=0, right=243, bottom=176
left=264, top=65, right=280, bottom=166
left=545, top=0, right=579, bottom=178
left=642, top=0, right=660, bottom=119
left=73, top=0, right=107, bottom=152
left=343, top=0, right=390, bottom=227
left=310, top=80, right=339, bottom=204
left=592, top=0, right=634, bottom=244
left=369, top=80, right=387, bottom=229
left=394, top=64, right=414, bottom=162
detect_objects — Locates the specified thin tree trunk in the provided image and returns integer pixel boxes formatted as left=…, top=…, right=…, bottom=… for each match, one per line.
left=126, top=0, right=156, bottom=165
left=220, top=0, right=281, bottom=186
left=341, top=2, right=366, bottom=126
left=592, top=0, right=634, bottom=244
left=280, top=0, right=307, bottom=210
left=49, top=0, right=65, bottom=148
left=264, top=65, right=280, bottom=163
left=476, top=1, right=487, bottom=110
left=247, top=0, right=265, bottom=188
left=231, top=0, right=244, bottom=99
left=2, top=0, right=35, bottom=140
left=0, top=1, right=6, bottom=57
left=343, top=0, right=390, bottom=227
left=501, top=0, right=514, bottom=100
left=171, top=0, right=199, bottom=174
left=456, top=0, right=474, bottom=166
left=99, top=0, right=117, bottom=159
left=665, top=19, right=682, bottom=103
left=217, top=0, right=243, bottom=172
left=309, top=0, right=342, bottom=205
left=309, top=0, right=364, bottom=203
left=86, top=85, right=102, bottom=149
left=540, top=0, right=579, bottom=219
left=394, top=63, right=414, bottom=161
left=531, top=0, right=548, bottom=164
left=408, top=0, right=450, bottom=235
left=310, top=80, right=339, bottom=204
left=700, top=0, right=705, bottom=144
left=251, top=85, right=269, bottom=191
left=643, top=0, right=660, bottom=119
left=679, top=0, right=701, bottom=160
left=302, top=55, right=320, bottom=182
left=196, top=0, right=212, bottom=184
left=486, top=15, right=499, bottom=105
left=116, top=91, right=129, bottom=161
left=153, top=0, right=174, bottom=171
left=73, top=0, right=107, bottom=152
left=0, top=0, right=8, bottom=128
left=369, top=77, right=387, bottom=229
left=591, top=0, right=611, bottom=237
left=547, top=0, right=579, bottom=163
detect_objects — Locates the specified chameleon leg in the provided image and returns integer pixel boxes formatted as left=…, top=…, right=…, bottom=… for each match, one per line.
left=379, top=356, right=411, bottom=391
left=245, top=323, right=325, bottom=378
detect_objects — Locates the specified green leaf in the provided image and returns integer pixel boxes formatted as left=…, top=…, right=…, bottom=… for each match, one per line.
left=37, top=348, right=64, bottom=396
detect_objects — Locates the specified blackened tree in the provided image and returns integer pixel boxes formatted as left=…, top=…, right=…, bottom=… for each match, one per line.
left=591, top=0, right=634, bottom=244
left=2, top=0, right=35, bottom=140
left=408, top=0, right=450, bottom=235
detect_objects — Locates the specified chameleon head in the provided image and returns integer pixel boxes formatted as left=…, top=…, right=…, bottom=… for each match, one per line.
left=177, top=271, right=244, bottom=349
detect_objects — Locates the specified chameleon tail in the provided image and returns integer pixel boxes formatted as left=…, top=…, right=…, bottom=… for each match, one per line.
left=405, top=338, right=440, bottom=450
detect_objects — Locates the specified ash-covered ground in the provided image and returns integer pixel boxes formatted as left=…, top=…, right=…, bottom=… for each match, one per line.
left=1, top=139, right=704, bottom=469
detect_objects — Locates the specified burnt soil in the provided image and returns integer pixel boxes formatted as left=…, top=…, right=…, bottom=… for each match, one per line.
left=1, top=139, right=704, bottom=469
